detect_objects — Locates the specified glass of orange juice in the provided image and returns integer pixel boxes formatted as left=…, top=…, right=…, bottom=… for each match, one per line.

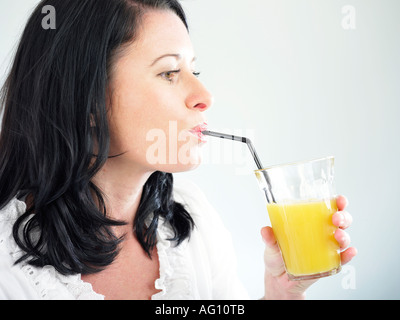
left=255, top=156, right=341, bottom=281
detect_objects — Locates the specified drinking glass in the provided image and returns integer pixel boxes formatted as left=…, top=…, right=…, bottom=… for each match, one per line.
left=255, top=156, right=341, bottom=280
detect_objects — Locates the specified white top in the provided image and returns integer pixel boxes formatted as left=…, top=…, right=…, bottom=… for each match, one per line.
left=0, top=180, right=249, bottom=300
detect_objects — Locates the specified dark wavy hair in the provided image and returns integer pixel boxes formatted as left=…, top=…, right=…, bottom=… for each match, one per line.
left=0, top=0, right=194, bottom=275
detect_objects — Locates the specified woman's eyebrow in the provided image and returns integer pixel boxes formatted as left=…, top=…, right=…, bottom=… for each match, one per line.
left=150, top=54, right=196, bottom=67
left=150, top=53, right=181, bottom=66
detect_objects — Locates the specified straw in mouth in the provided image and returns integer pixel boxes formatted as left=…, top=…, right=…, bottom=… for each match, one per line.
left=202, top=130, right=276, bottom=203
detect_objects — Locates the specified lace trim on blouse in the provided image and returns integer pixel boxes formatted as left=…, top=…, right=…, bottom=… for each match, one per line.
left=0, top=197, right=194, bottom=300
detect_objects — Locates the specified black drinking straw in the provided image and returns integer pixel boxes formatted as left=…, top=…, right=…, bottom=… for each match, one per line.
left=202, top=130, right=276, bottom=203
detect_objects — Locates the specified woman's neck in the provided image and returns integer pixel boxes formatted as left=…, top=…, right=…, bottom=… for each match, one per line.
left=91, top=159, right=153, bottom=236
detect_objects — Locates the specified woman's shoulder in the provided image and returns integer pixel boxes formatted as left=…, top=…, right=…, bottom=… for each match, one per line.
left=0, top=197, right=103, bottom=300
left=0, top=197, right=27, bottom=256
left=0, top=197, right=38, bottom=299
left=172, top=179, right=250, bottom=300
left=172, top=178, right=223, bottom=226
left=172, top=178, right=207, bottom=211
left=0, top=196, right=27, bottom=223
left=172, top=178, right=232, bottom=245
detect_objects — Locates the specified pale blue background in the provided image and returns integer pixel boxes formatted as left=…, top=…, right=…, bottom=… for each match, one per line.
left=1, top=0, right=399, bottom=299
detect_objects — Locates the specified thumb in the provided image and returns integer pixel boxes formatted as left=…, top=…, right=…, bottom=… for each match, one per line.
left=261, top=226, right=285, bottom=277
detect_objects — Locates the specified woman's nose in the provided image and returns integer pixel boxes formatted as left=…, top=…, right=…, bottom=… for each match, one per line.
left=185, top=77, right=214, bottom=112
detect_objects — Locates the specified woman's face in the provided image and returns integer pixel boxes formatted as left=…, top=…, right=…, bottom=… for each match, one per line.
left=107, top=9, right=213, bottom=173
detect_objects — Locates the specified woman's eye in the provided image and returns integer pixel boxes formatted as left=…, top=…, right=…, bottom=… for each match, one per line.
left=192, top=71, right=201, bottom=78
left=159, top=70, right=180, bottom=82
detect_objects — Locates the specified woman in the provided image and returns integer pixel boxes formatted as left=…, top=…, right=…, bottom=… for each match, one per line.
left=0, top=0, right=356, bottom=300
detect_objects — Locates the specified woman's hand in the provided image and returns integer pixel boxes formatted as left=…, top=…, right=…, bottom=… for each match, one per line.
left=260, top=195, right=357, bottom=300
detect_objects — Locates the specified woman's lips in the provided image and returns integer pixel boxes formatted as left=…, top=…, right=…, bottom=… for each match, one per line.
left=189, top=123, right=208, bottom=142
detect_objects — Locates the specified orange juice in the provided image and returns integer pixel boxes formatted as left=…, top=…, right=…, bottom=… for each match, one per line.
left=267, top=199, right=341, bottom=279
